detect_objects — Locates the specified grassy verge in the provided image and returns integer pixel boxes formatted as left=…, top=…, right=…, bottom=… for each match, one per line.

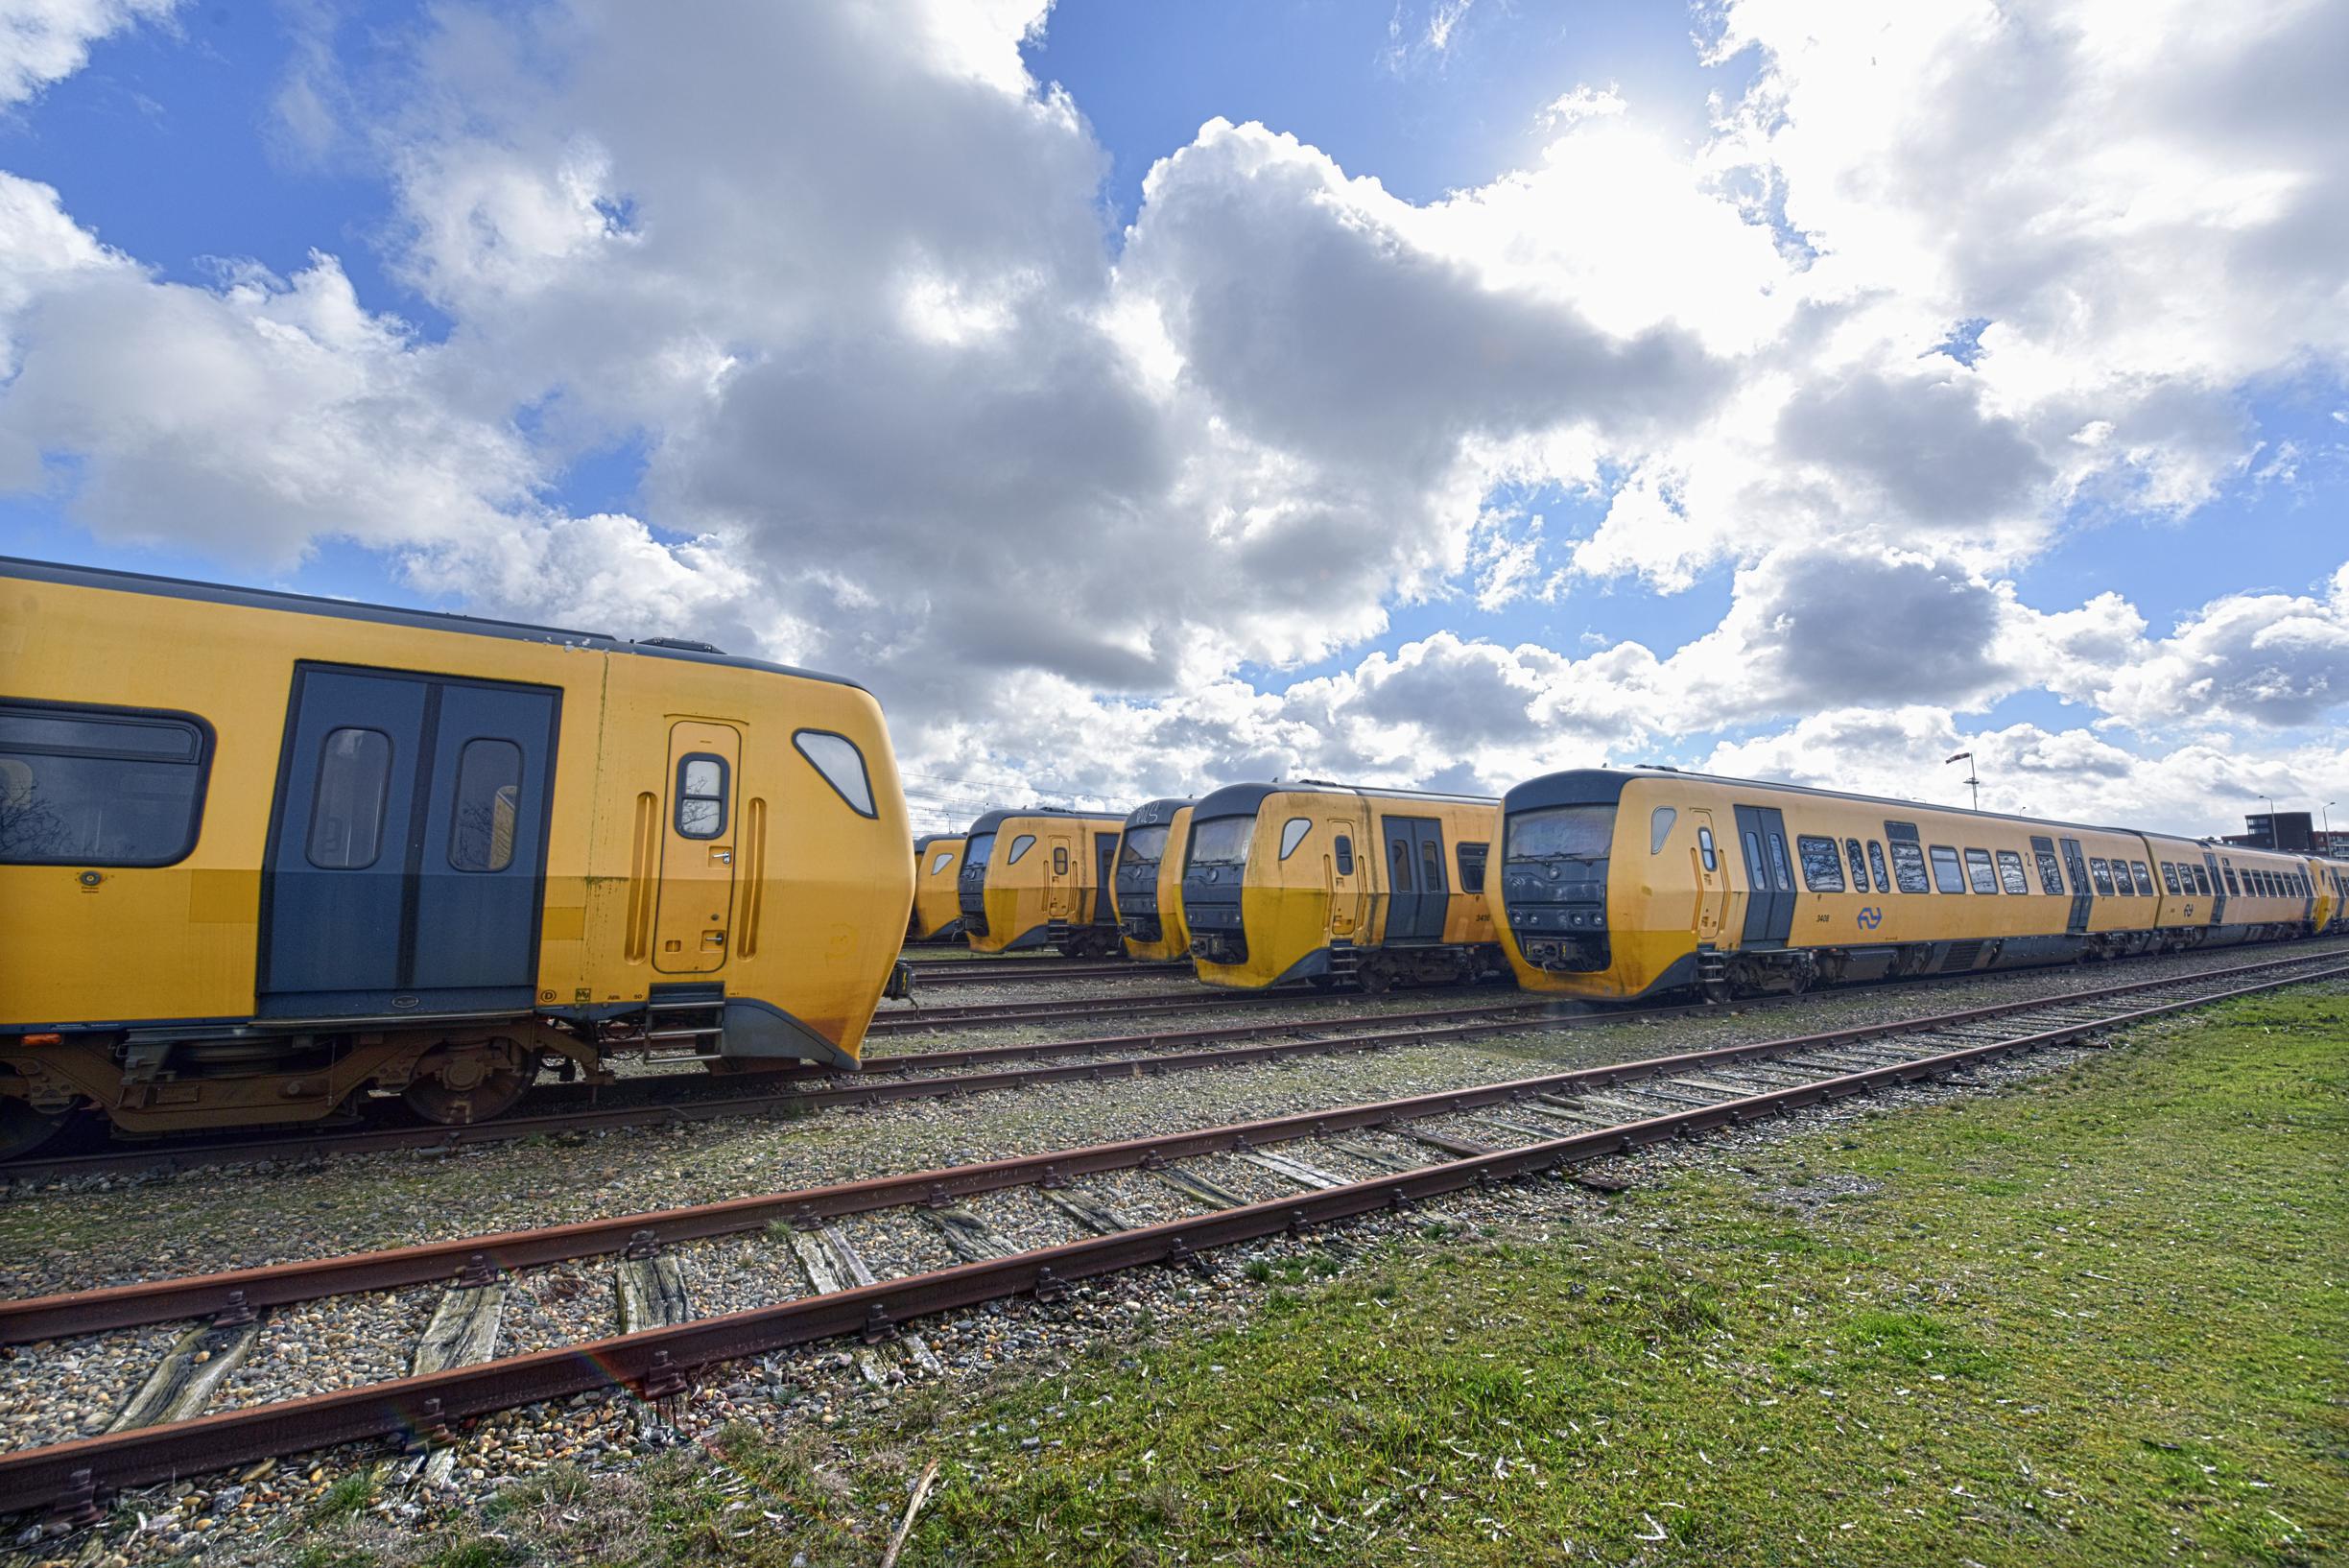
left=286, top=991, right=2347, bottom=1566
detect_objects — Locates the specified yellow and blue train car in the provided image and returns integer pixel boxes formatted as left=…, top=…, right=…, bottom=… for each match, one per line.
left=1182, top=781, right=1504, bottom=991
left=907, top=834, right=967, bottom=942
left=1112, top=797, right=1194, bottom=962
left=0, top=558, right=914, bottom=1155
left=1494, top=765, right=2331, bottom=1001
left=956, top=807, right=1127, bottom=957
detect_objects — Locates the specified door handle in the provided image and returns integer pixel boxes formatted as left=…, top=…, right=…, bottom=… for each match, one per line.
left=712, top=849, right=733, bottom=865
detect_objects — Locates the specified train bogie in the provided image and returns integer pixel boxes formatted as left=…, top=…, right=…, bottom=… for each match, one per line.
left=1113, top=798, right=1195, bottom=962
left=956, top=808, right=1127, bottom=956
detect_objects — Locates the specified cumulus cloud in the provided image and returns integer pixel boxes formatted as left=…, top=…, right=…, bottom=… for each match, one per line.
left=0, top=0, right=173, bottom=107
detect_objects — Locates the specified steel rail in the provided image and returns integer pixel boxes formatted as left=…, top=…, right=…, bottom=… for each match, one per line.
left=2, top=959, right=2337, bottom=1520
left=908, top=962, right=1177, bottom=986
left=866, top=984, right=1304, bottom=1033
left=8, top=953, right=2337, bottom=1345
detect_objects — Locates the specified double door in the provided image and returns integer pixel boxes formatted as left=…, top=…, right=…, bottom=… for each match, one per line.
left=1383, top=817, right=1449, bottom=942
left=1733, top=803, right=1795, bottom=946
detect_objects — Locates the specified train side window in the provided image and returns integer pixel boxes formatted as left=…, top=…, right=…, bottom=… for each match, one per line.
left=1767, top=833, right=1794, bottom=892
left=1929, top=844, right=1966, bottom=892
left=1053, top=845, right=1069, bottom=875
left=1649, top=807, right=1676, bottom=854
left=1964, top=848, right=1998, bottom=893
left=1421, top=840, right=1444, bottom=892
left=2088, top=858, right=2116, bottom=896
left=929, top=851, right=954, bottom=876
left=1843, top=837, right=1867, bottom=889
left=2222, top=865, right=2240, bottom=895
left=448, top=738, right=522, bottom=873
left=2130, top=862, right=2153, bottom=897
left=1007, top=834, right=1036, bottom=865
left=0, top=702, right=213, bottom=867
left=792, top=730, right=877, bottom=818
left=306, top=726, right=393, bottom=869
left=1334, top=835, right=1355, bottom=876
left=2160, top=861, right=2180, bottom=895
left=2194, top=865, right=2213, bottom=896
left=1696, top=826, right=1718, bottom=872
left=1866, top=841, right=1890, bottom=892
left=1888, top=839, right=1930, bottom=894
left=1796, top=834, right=1844, bottom=891
left=2032, top=843, right=2065, bottom=895
left=1279, top=818, right=1313, bottom=860
left=1996, top=849, right=2029, bottom=894
left=1743, top=831, right=1764, bottom=885
left=1457, top=842, right=1488, bottom=893
left=676, top=754, right=728, bottom=839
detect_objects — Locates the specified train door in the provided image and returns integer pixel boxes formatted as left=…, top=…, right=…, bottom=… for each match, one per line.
left=1093, top=832, right=1119, bottom=926
left=652, top=722, right=741, bottom=974
left=1384, top=817, right=1447, bottom=941
left=1732, top=803, right=1795, bottom=946
left=2200, top=850, right=2227, bottom=927
left=1044, top=830, right=1076, bottom=920
left=260, top=664, right=559, bottom=1016
left=1326, top=811, right=1367, bottom=940
left=1687, top=807, right=1726, bottom=942
left=2058, top=838, right=2093, bottom=934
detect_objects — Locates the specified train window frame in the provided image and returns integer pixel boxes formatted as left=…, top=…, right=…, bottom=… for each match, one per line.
left=1278, top=818, right=1313, bottom=860
left=1007, top=834, right=1037, bottom=866
left=1052, top=844, right=1069, bottom=876
left=1334, top=834, right=1355, bottom=876
left=2088, top=858, right=2117, bottom=896
left=2194, top=865, right=2212, bottom=896
left=1964, top=847, right=1999, bottom=893
left=1888, top=839, right=1931, bottom=894
left=1649, top=807, right=1676, bottom=854
left=2161, top=861, right=2181, bottom=895
left=1420, top=838, right=1445, bottom=893
left=305, top=725, right=394, bottom=871
left=1457, top=842, right=1488, bottom=893
left=1996, top=849, right=2029, bottom=895
left=1767, top=832, right=1794, bottom=893
left=1696, top=825, right=1719, bottom=872
left=2222, top=865, right=2240, bottom=895
left=2031, top=841, right=2065, bottom=896
left=1929, top=844, right=1966, bottom=893
left=929, top=851, right=955, bottom=876
left=791, top=729, right=877, bottom=819
left=1866, top=841, right=1890, bottom=893
left=2130, top=861, right=2154, bottom=897
left=1795, top=834, right=1845, bottom=892
left=0, top=700, right=216, bottom=868
left=447, top=737, right=523, bottom=874
left=675, top=752, right=729, bottom=841
left=1843, top=837, right=1867, bottom=890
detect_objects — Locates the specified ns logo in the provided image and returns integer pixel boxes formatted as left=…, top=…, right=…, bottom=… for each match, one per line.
left=1856, top=906, right=1885, bottom=931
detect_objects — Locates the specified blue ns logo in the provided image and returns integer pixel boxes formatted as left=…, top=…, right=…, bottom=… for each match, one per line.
left=1856, top=906, right=1885, bottom=931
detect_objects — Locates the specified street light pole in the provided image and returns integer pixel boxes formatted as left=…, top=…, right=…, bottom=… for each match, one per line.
left=1946, top=751, right=1979, bottom=812
left=2261, top=794, right=2276, bottom=849
left=2325, top=800, right=2337, bottom=854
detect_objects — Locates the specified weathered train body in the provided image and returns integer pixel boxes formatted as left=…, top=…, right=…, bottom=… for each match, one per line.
left=907, top=834, right=967, bottom=942
left=1182, top=782, right=1504, bottom=991
left=0, top=558, right=914, bottom=1155
left=1495, top=766, right=2337, bottom=1002
left=1112, top=797, right=1194, bottom=962
left=956, top=807, right=1127, bottom=956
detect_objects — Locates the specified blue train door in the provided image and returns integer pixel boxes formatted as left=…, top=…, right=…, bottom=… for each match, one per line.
left=2200, top=850, right=2227, bottom=928
left=1093, top=833, right=1119, bottom=928
left=2059, top=838, right=2094, bottom=935
left=260, top=664, right=559, bottom=1018
left=1384, top=817, right=1447, bottom=941
left=1733, top=803, right=1795, bottom=945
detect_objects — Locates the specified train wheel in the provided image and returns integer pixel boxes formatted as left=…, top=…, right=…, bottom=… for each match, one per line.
left=403, top=1039, right=540, bottom=1126
left=1, top=1099, right=68, bottom=1161
left=1355, top=964, right=1392, bottom=996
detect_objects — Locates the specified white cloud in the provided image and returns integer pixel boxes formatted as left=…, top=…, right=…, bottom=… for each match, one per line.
left=0, top=0, right=173, bottom=107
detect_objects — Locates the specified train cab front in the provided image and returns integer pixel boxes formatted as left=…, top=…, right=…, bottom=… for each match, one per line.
left=1113, top=797, right=1193, bottom=953
left=1182, top=786, right=1270, bottom=979
left=1498, top=772, right=1621, bottom=982
left=956, top=811, right=1008, bottom=941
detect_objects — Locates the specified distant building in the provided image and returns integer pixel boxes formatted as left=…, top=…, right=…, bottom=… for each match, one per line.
left=2222, top=811, right=2314, bottom=852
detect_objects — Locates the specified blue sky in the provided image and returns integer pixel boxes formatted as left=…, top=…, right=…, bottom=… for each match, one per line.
left=1, top=0, right=2342, bottom=833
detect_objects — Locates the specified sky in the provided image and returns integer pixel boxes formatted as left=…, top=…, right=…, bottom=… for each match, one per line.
left=0, top=0, right=2343, bottom=839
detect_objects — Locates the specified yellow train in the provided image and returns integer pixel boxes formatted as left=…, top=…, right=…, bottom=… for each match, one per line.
left=1494, top=766, right=2338, bottom=1001
left=907, top=834, right=967, bottom=942
left=1182, top=782, right=1505, bottom=991
left=956, top=807, right=1127, bottom=956
left=1111, top=797, right=1194, bottom=962
left=0, top=558, right=914, bottom=1156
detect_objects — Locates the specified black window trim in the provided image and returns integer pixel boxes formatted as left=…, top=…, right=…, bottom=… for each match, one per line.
left=0, top=697, right=216, bottom=868
left=675, top=750, right=731, bottom=841
left=1457, top=840, right=1489, bottom=894
left=306, top=725, right=396, bottom=872
left=791, top=727, right=879, bottom=820
left=445, top=735, right=524, bottom=874
left=1334, top=833, right=1355, bottom=876
left=1928, top=843, right=1967, bottom=894
left=1795, top=833, right=1846, bottom=892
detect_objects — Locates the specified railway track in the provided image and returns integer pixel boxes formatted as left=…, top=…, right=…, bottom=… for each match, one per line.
left=2, top=953, right=2340, bottom=1521
left=9, top=946, right=2339, bottom=1184
left=905, top=958, right=1182, bottom=987
left=866, top=982, right=1303, bottom=1033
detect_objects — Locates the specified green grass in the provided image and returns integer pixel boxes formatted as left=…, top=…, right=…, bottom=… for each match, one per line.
left=279, top=990, right=2348, bottom=1566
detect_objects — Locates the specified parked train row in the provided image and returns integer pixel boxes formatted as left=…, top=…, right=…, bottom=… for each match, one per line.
left=5, top=557, right=2344, bottom=1154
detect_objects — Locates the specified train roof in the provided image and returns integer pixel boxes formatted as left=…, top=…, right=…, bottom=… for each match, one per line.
left=961, top=805, right=1127, bottom=837
left=913, top=833, right=963, bottom=852
left=1504, top=766, right=2316, bottom=857
left=1191, top=780, right=1496, bottom=820
left=3, top=555, right=871, bottom=694
left=1120, top=797, right=1195, bottom=828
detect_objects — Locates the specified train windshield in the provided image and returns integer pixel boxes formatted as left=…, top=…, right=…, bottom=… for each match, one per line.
left=963, top=832, right=996, bottom=868
left=1119, top=825, right=1171, bottom=867
left=1189, top=816, right=1254, bottom=867
left=1507, top=804, right=1616, bottom=861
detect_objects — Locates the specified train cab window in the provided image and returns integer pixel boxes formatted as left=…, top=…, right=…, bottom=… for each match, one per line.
left=1334, top=835, right=1355, bottom=876
left=2088, top=858, right=2117, bottom=896
left=1696, top=826, right=1719, bottom=872
left=2161, top=862, right=2181, bottom=895
left=1888, top=839, right=1930, bottom=894
left=676, top=754, right=729, bottom=839
left=1843, top=838, right=1867, bottom=889
left=2222, top=865, right=2240, bottom=895
left=1007, top=835, right=1036, bottom=865
left=1996, top=850, right=2029, bottom=894
left=1866, top=841, right=1890, bottom=892
left=1052, top=845, right=1069, bottom=875
left=448, top=738, right=522, bottom=873
left=929, top=851, right=955, bottom=876
left=1929, top=845, right=1966, bottom=892
left=1649, top=807, right=1676, bottom=854
left=1457, top=842, right=1488, bottom=893
left=2032, top=843, right=2065, bottom=895
left=1767, top=833, right=1794, bottom=893
left=793, top=730, right=876, bottom=818
left=0, top=702, right=213, bottom=867
left=1278, top=818, right=1313, bottom=860
left=1796, top=835, right=1845, bottom=892
left=1964, top=848, right=1999, bottom=893
left=306, top=726, right=392, bottom=869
